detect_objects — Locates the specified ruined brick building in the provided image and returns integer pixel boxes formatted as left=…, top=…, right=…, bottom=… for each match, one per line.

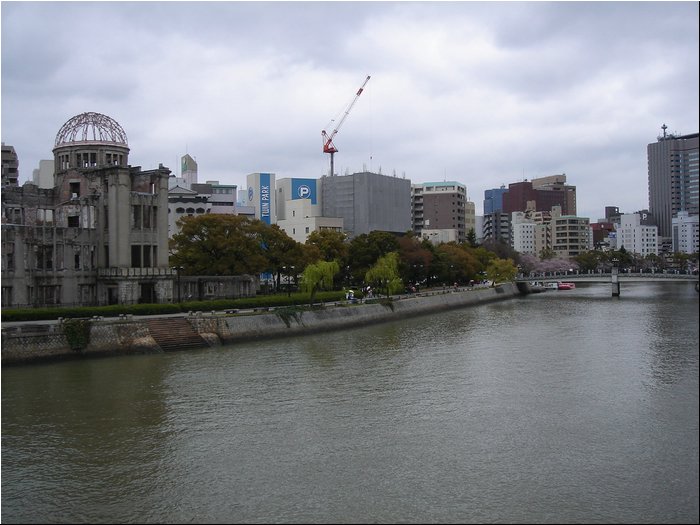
left=1, top=112, right=176, bottom=307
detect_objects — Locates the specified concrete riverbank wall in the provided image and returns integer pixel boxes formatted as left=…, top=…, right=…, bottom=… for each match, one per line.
left=1, top=283, right=521, bottom=365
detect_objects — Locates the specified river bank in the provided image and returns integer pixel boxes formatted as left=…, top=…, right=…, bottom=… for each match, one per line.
left=1, top=283, right=522, bottom=365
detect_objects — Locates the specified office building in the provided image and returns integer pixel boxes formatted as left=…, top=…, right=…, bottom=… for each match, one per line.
left=321, top=171, right=411, bottom=237
left=648, top=126, right=699, bottom=239
left=1, top=143, right=19, bottom=187
left=275, top=177, right=343, bottom=243
left=672, top=211, right=699, bottom=255
left=412, top=181, right=472, bottom=244
left=616, top=213, right=659, bottom=257
left=502, top=174, right=576, bottom=216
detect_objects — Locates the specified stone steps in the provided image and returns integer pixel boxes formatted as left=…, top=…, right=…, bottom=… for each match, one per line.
left=145, top=318, right=209, bottom=352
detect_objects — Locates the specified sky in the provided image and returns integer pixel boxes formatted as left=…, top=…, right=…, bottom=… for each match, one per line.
left=1, top=1, right=699, bottom=220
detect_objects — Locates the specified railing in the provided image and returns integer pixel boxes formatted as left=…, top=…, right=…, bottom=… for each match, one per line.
left=517, top=272, right=698, bottom=282
left=97, top=267, right=177, bottom=278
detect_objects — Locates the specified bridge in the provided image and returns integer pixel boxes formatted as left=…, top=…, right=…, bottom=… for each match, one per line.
left=516, top=272, right=699, bottom=296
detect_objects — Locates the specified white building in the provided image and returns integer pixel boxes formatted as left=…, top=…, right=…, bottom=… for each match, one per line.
left=246, top=172, right=276, bottom=225
left=275, top=177, right=343, bottom=243
left=616, top=213, right=658, bottom=256
left=32, top=159, right=55, bottom=189
left=511, top=212, right=537, bottom=255
left=672, top=211, right=699, bottom=254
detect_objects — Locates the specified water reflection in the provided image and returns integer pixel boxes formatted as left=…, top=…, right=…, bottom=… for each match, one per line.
left=2, top=282, right=698, bottom=524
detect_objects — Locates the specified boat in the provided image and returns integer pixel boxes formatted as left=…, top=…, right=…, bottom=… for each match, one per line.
left=557, top=281, right=576, bottom=290
left=544, top=282, right=559, bottom=290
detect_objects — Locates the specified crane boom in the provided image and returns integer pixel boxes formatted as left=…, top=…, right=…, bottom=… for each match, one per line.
left=322, top=75, right=370, bottom=176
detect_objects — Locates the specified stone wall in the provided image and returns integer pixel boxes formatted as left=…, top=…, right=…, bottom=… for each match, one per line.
left=1, top=283, right=520, bottom=365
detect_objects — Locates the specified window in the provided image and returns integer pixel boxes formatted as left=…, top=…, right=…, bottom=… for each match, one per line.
left=67, top=215, right=80, bottom=228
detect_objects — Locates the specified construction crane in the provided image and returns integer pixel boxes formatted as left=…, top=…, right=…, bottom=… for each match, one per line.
left=322, top=75, right=370, bottom=176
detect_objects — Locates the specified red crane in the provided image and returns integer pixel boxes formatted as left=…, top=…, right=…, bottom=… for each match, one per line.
left=322, top=75, right=371, bottom=176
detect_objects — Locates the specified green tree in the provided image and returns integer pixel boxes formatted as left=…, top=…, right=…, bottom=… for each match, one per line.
left=300, top=260, right=340, bottom=304
left=365, top=252, right=403, bottom=298
left=306, top=230, right=348, bottom=262
left=573, top=250, right=602, bottom=273
left=169, top=214, right=268, bottom=275
left=485, top=258, right=518, bottom=286
left=435, top=243, right=479, bottom=285
left=397, top=234, right=433, bottom=286
left=348, top=231, right=400, bottom=284
left=465, top=228, right=478, bottom=248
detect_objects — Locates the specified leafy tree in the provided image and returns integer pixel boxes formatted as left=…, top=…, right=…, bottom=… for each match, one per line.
left=485, top=258, right=518, bottom=286
left=465, top=228, right=478, bottom=248
left=306, top=230, right=348, bottom=262
left=348, top=231, right=400, bottom=284
left=365, top=252, right=403, bottom=298
left=397, top=234, right=433, bottom=286
left=573, top=250, right=602, bottom=273
left=435, top=243, right=479, bottom=284
left=300, top=260, right=340, bottom=304
left=252, top=222, right=304, bottom=288
left=169, top=214, right=268, bottom=275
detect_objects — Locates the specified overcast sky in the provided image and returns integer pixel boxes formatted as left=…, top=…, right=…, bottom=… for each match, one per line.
left=2, top=1, right=698, bottom=219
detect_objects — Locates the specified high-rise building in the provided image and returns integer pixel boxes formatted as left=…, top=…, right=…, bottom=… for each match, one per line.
left=483, top=185, right=508, bottom=215
left=616, top=213, right=658, bottom=257
left=672, top=211, right=699, bottom=255
left=1, top=143, right=19, bottom=187
left=647, top=126, right=699, bottom=240
left=412, top=181, right=472, bottom=243
left=275, top=177, right=343, bottom=243
left=321, top=171, right=411, bottom=237
left=502, top=174, right=576, bottom=216
left=32, top=159, right=55, bottom=189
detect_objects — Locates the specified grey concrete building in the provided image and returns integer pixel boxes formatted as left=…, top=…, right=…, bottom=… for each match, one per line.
left=321, top=171, right=411, bottom=237
left=648, top=126, right=699, bottom=240
left=2, top=112, right=175, bottom=307
left=2, top=143, right=19, bottom=188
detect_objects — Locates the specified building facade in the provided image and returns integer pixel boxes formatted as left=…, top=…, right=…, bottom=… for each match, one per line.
left=615, top=213, right=659, bottom=257
left=648, top=127, right=699, bottom=240
left=2, top=112, right=177, bottom=307
left=502, top=174, right=576, bottom=216
left=2, top=143, right=19, bottom=188
left=321, top=171, right=411, bottom=237
left=412, top=181, right=472, bottom=243
left=672, top=211, right=699, bottom=255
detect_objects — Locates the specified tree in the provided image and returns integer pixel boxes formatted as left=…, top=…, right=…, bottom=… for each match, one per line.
left=169, top=214, right=268, bottom=275
left=347, top=231, right=400, bottom=284
left=435, top=243, right=479, bottom=285
left=300, top=260, right=339, bottom=304
left=306, top=229, right=348, bottom=262
left=397, top=234, right=433, bottom=286
left=485, top=258, right=518, bottom=286
left=365, top=252, right=403, bottom=298
left=465, top=228, right=478, bottom=248
left=573, top=250, right=602, bottom=273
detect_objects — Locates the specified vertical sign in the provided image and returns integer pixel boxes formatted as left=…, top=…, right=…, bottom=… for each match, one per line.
left=260, top=173, right=271, bottom=224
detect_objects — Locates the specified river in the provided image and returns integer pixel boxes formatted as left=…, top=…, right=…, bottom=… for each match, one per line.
left=2, top=282, right=698, bottom=524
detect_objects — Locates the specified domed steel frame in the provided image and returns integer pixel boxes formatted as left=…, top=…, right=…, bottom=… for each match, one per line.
left=54, top=112, right=128, bottom=148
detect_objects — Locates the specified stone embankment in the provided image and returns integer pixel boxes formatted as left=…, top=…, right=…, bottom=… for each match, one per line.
left=2, top=283, right=521, bottom=365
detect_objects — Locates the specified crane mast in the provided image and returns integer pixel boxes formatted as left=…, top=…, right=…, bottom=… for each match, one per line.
left=322, top=75, right=370, bottom=176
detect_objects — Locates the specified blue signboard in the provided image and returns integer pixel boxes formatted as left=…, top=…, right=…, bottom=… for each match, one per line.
left=259, top=173, right=271, bottom=224
left=291, top=178, right=317, bottom=205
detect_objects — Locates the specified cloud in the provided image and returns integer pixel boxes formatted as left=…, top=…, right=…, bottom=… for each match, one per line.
left=2, top=1, right=698, bottom=221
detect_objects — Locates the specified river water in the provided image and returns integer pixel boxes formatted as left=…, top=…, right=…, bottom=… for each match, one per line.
left=2, top=282, right=698, bottom=524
